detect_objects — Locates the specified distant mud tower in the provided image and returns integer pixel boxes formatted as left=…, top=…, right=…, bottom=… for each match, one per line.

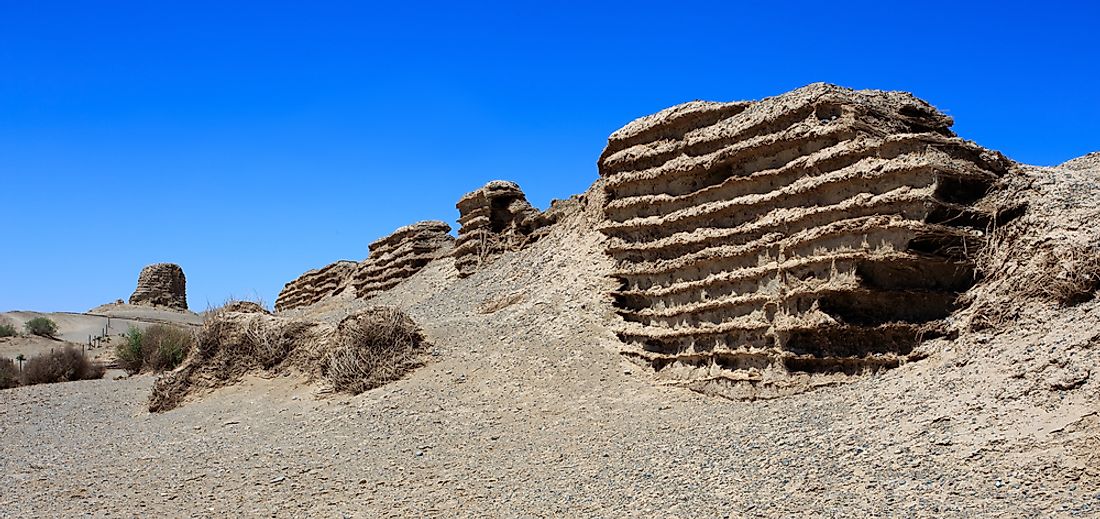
left=598, top=83, right=1011, bottom=398
left=129, top=263, right=188, bottom=310
left=275, top=221, right=454, bottom=312
left=454, top=181, right=554, bottom=277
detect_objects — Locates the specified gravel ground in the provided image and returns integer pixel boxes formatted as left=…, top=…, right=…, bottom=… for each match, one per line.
left=2, top=191, right=1098, bottom=518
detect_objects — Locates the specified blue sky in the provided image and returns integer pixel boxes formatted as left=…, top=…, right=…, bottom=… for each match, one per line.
left=1, top=1, right=1097, bottom=312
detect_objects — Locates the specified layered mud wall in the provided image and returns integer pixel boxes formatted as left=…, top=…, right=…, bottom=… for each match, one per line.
left=275, top=261, right=357, bottom=312
left=350, top=220, right=455, bottom=299
left=129, top=263, right=188, bottom=310
left=275, top=221, right=453, bottom=312
left=598, top=83, right=1012, bottom=398
left=453, top=181, right=555, bottom=277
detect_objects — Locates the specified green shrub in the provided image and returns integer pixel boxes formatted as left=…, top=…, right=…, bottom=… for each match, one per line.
left=0, top=358, right=19, bottom=389
left=116, top=325, right=193, bottom=374
left=116, top=326, right=145, bottom=374
left=0, top=323, right=17, bottom=338
left=21, top=347, right=104, bottom=385
left=24, top=317, right=58, bottom=338
left=142, top=324, right=193, bottom=372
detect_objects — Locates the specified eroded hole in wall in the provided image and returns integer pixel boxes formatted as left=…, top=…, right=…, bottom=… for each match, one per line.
left=925, top=205, right=992, bottom=229
left=714, top=353, right=772, bottom=371
left=814, top=290, right=956, bottom=326
left=783, top=356, right=901, bottom=375
left=934, top=174, right=993, bottom=205
left=815, top=103, right=843, bottom=122
left=906, top=231, right=976, bottom=260
left=783, top=325, right=926, bottom=358
left=856, top=259, right=975, bottom=292
left=898, top=103, right=951, bottom=135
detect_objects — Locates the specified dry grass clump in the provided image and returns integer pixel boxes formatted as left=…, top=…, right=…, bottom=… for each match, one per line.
left=21, top=347, right=105, bottom=386
left=0, top=358, right=19, bottom=389
left=116, top=324, right=195, bottom=374
left=149, top=306, right=423, bottom=412
left=1026, top=248, right=1100, bottom=306
left=323, top=308, right=424, bottom=394
left=965, top=211, right=1100, bottom=330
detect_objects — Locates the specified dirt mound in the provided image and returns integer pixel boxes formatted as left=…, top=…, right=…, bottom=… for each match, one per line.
left=220, top=300, right=271, bottom=314
left=275, top=221, right=454, bottom=312
left=453, top=181, right=557, bottom=277
left=597, top=83, right=1015, bottom=398
left=149, top=306, right=424, bottom=412
left=129, top=263, right=188, bottom=310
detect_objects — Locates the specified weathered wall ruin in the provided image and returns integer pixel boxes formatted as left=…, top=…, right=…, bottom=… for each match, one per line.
left=453, top=181, right=555, bottom=277
left=275, top=221, right=454, bottom=312
left=350, top=220, right=455, bottom=299
left=275, top=260, right=358, bottom=312
left=598, top=83, right=1012, bottom=398
left=129, top=263, right=188, bottom=310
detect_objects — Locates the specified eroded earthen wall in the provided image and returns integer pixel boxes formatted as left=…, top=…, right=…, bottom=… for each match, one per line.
left=350, top=220, right=455, bottom=300
left=275, top=261, right=357, bottom=312
left=598, top=83, right=1011, bottom=398
left=275, top=221, right=454, bottom=312
left=453, top=181, right=555, bottom=277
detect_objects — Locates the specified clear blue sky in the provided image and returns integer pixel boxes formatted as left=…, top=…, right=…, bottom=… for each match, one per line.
left=1, top=1, right=1097, bottom=312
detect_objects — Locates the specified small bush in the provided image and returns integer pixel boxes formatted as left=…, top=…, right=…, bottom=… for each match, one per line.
left=0, top=323, right=17, bottom=338
left=24, top=317, right=58, bottom=338
left=116, top=326, right=145, bottom=374
left=142, top=325, right=193, bottom=372
left=116, top=325, right=193, bottom=374
left=21, top=347, right=105, bottom=385
left=0, top=358, right=19, bottom=389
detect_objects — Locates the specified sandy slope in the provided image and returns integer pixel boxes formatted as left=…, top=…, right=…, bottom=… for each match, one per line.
left=1, top=178, right=1098, bottom=517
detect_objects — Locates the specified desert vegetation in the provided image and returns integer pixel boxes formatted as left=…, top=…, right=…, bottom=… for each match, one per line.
left=0, top=321, right=17, bottom=337
left=116, top=324, right=195, bottom=374
left=0, top=357, right=19, bottom=389
left=2, top=346, right=105, bottom=387
left=23, top=316, right=58, bottom=337
left=149, top=305, right=423, bottom=411
left=322, top=308, right=425, bottom=394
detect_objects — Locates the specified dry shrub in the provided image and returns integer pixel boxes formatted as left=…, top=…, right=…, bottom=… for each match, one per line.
left=21, top=346, right=105, bottom=386
left=1027, top=248, right=1100, bottom=305
left=0, top=321, right=17, bottom=338
left=0, top=358, right=19, bottom=389
left=323, top=308, right=424, bottom=394
left=966, top=221, right=1100, bottom=330
left=149, top=306, right=424, bottom=412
